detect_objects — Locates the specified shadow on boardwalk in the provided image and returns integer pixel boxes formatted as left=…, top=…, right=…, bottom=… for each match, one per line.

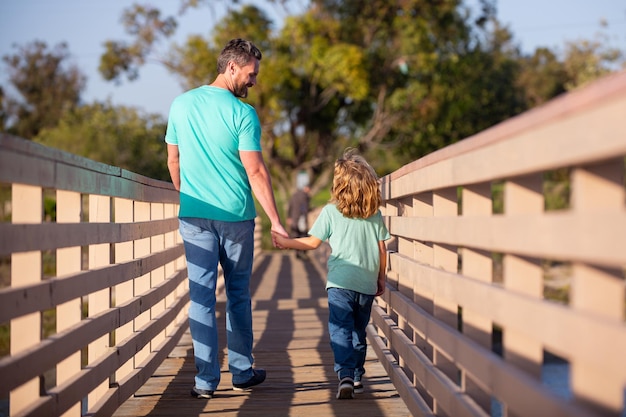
left=113, top=251, right=410, bottom=417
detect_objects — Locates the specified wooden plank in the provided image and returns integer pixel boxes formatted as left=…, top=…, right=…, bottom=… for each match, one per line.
left=389, top=211, right=626, bottom=267
left=112, top=252, right=412, bottom=417
left=0, top=245, right=185, bottom=323
left=88, top=194, right=112, bottom=410
left=502, top=174, right=543, bottom=381
left=0, top=218, right=179, bottom=255
left=56, top=189, right=83, bottom=417
left=0, top=134, right=178, bottom=202
left=10, top=184, right=42, bottom=416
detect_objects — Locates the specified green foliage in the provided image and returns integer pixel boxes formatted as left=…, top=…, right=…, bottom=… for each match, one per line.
left=1, top=41, right=86, bottom=139
left=168, top=35, right=217, bottom=90
left=0, top=323, right=8, bottom=357
left=562, top=34, right=624, bottom=90
left=99, top=4, right=177, bottom=83
left=35, top=102, right=170, bottom=180
left=517, top=48, right=567, bottom=108
left=44, top=197, right=57, bottom=222
left=311, top=187, right=331, bottom=208
left=544, top=168, right=571, bottom=211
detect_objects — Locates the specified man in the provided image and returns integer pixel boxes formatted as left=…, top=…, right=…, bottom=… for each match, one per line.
left=165, top=38, right=288, bottom=399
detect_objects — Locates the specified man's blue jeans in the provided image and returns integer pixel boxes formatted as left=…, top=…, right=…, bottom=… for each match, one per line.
left=179, top=217, right=256, bottom=391
left=327, top=287, right=375, bottom=381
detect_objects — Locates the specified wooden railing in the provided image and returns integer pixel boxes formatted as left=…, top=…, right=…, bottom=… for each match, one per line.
left=0, top=135, right=186, bottom=417
left=370, top=70, right=626, bottom=417
left=0, top=136, right=258, bottom=417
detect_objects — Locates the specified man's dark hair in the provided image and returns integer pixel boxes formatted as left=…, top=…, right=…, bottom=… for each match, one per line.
left=217, top=39, right=262, bottom=74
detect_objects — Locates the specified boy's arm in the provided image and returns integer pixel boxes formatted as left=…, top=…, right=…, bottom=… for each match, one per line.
left=375, top=240, right=387, bottom=296
left=273, top=233, right=322, bottom=251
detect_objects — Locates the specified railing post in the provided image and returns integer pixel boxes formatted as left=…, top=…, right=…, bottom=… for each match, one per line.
left=56, top=189, right=83, bottom=417
left=569, top=158, right=625, bottom=414
left=88, top=194, right=111, bottom=408
left=502, top=173, right=544, bottom=417
left=431, top=187, right=458, bottom=414
left=460, top=182, right=493, bottom=411
left=113, top=198, right=135, bottom=381
left=134, top=201, right=151, bottom=366
left=150, top=202, right=166, bottom=348
left=10, top=184, right=42, bottom=415
left=503, top=174, right=544, bottom=371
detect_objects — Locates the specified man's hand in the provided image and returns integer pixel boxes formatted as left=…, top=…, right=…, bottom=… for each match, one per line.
left=271, top=226, right=288, bottom=248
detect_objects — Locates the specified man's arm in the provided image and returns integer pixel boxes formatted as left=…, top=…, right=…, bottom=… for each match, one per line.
left=240, top=150, right=288, bottom=242
left=167, top=144, right=181, bottom=191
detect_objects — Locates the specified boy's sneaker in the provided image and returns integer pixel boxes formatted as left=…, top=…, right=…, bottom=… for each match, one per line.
left=353, top=380, right=364, bottom=394
left=190, top=386, right=214, bottom=399
left=336, top=377, right=354, bottom=399
left=233, top=369, right=267, bottom=391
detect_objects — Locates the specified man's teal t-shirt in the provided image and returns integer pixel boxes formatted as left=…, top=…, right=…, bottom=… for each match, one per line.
left=165, top=86, right=262, bottom=221
left=309, top=204, right=390, bottom=295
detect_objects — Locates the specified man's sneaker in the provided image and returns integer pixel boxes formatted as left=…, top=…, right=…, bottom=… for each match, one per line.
left=336, top=377, right=354, bottom=399
left=190, top=386, right=214, bottom=399
left=353, top=380, right=364, bottom=394
left=233, top=369, right=267, bottom=391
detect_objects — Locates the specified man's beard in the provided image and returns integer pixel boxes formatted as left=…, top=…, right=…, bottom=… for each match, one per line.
left=233, top=81, right=249, bottom=98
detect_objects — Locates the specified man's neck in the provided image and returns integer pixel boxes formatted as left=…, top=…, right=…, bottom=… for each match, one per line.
left=210, top=74, right=233, bottom=93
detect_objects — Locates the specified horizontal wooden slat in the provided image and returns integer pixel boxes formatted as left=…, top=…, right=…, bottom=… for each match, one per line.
left=0, top=245, right=185, bottom=322
left=0, top=134, right=178, bottom=203
left=389, top=210, right=626, bottom=267
left=0, top=218, right=180, bottom=255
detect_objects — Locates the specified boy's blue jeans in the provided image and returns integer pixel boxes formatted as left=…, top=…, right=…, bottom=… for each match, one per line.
left=179, top=217, right=256, bottom=391
left=327, top=287, right=375, bottom=381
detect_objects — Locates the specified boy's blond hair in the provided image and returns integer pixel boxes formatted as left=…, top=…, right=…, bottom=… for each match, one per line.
left=331, top=148, right=382, bottom=219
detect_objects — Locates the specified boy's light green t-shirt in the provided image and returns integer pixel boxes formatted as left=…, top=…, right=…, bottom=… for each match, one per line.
left=165, top=86, right=261, bottom=221
left=309, top=204, right=390, bottom=295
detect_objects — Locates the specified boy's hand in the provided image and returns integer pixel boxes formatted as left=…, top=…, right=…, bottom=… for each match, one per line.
left=375, top=279, right=386, bottom=296
left=271, top=231, right=287, bottom=249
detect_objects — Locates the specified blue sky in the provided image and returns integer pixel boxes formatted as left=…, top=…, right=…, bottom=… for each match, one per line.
left=1, top=0, right=624, bottom=118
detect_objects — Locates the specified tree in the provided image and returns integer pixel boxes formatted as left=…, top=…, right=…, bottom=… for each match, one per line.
left=261, top=0, right=523, bottom=191
left=99, top=4, right=178, bottom=84
left=103, top=0, right=613, bottom=203
left=1, top=41, right=86, bottom=139
left=515, top=23, right=624, bottom=108
left=0, top=86, right=7, bottom=132
left=35, top=101, right=169, bottom=180
left=516, top=47, right=567, bottom=108
left=561, top=32, right=624, bottom=90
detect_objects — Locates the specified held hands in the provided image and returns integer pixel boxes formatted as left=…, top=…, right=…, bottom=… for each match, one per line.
left=271, top=229, right=289, bottom=249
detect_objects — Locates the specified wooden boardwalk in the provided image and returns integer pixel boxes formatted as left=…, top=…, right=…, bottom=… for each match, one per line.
left=112, top=251, right=411, bottom=417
